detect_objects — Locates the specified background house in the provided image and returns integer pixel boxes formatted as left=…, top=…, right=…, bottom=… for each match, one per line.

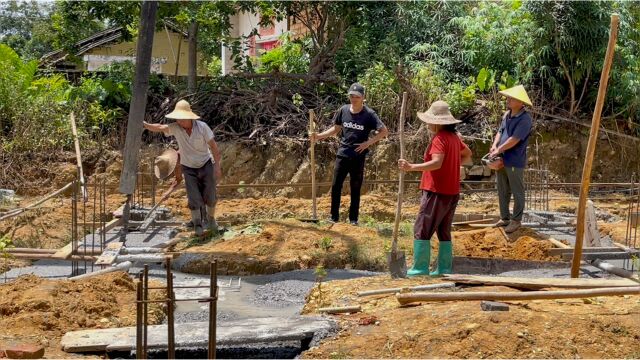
left=41, top=22, right=207, bottom=78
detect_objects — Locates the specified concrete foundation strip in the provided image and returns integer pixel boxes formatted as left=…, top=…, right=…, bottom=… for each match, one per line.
left=396, top=286, right=640, bottom=304
left=357, top=282, right=456, bottom=297
left=60, top=316, right=336, bottom=353
left=68, top=261, right=133, bottom=281
left=548, top=238, right=637, bottom=279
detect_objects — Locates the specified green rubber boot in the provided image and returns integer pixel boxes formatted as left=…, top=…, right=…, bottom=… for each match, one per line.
left=430, top=241, right=453, bottom=276
left=407, top=239, right=431, bottom=277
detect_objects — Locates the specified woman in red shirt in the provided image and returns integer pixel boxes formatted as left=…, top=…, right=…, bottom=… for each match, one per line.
left=398, top=101, right=472, bottom=276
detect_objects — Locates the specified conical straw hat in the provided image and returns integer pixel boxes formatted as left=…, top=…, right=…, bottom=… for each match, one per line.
left=499, top=85, right=532, bottom=106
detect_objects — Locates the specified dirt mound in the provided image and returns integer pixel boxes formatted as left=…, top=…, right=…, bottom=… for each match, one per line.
left=0, top=193, right=125, bottom=250
left=0, top=272, right=165, bottom=358
left=177, top=220, right=396, bottom=275
left=175, top=219, right=561, bottom=276
left=301, top=275, right=640, bottom=359
left=453, top=228, right=558, bottom=262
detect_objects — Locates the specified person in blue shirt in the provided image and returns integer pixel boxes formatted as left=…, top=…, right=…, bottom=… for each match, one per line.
left=489, top=85, right=533, bottom=234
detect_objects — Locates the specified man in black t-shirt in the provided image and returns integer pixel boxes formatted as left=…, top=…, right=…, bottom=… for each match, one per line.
left=311, top=83, right=388, bottom=224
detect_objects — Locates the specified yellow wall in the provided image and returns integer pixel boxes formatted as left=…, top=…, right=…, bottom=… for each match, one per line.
left=85, top=30, right=208, bottom=77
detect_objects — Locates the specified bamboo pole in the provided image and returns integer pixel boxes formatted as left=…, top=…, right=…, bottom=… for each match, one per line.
left=0, top=182, right=74, bottom=222
left=572, top=14, right=620, bottom=278
left=70, top=113, right=88, bottom=202
left=392, top=92, right=408, bottom=253
left=397, top=286, right=640, bottom=304
left=309, top=110, right=317, bottom=220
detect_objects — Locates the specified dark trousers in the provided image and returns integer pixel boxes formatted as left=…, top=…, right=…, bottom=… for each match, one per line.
left=181, top=160, right=217, bottom=210
left=414, top=190, right=460, bottom=241
left=496, top=166, right=525, bottom=221
left=331, top=155, right=366, bottom=222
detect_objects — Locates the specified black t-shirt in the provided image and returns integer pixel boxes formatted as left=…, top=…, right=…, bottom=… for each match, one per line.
left=333, top=105, right=384, bottom=158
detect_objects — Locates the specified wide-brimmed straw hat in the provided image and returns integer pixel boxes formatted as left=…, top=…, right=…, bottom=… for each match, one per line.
left=499, top=85, right=532, bottom=106
left=154, top=148, right=178, bottom=180
left=417, top=101, right=462, bottom=125
left=166, top=100, right=200, bottom=120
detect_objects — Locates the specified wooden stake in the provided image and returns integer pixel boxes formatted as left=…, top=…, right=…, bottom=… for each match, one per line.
left=572, top=14, right=620, bottom=278
left=70, top=113, right=88, bottom=202
left=309, top=110, right=317, bottom=220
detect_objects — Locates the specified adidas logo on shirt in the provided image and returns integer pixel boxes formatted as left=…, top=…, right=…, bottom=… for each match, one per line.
left=343, top=122, right=364, bottom=130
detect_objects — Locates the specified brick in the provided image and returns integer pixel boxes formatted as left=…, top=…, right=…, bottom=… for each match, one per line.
left=480, top=301, right=510, bottom=312
left=1, top=344, right=45, bottom=359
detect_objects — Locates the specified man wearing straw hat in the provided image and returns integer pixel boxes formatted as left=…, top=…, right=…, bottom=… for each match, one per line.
left=311, top=83, right=388, bottom=225
left=143, top=100, right=222, bottom=236
left=398, top=101, right=472, bottom=276
left=489, top=85, right=533, bottom=234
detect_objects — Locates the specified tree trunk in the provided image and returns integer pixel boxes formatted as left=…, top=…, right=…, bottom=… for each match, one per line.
left=188, top=20, right=198, bottom=92
left=119, top=0, right=158, bottom=195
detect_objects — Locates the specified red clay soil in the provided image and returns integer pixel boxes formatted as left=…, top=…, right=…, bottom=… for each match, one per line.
left=0, top=272, right=164, bottom=359
left=301, top=275, right=640, bottom=359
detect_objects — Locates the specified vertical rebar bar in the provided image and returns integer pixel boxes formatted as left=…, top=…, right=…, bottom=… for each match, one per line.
left=136, top=277, right=143, bottom=359
left=208, top=261, right=218, bottom=359
left=92, top=178, right=97, bottom=273
left=71, top=180, right=78, bottom=275
left=143, top=264, right=149, bottom=358
left=140, top=170, right=145, bottom=209
left=166, top=257, right=175, bottom=359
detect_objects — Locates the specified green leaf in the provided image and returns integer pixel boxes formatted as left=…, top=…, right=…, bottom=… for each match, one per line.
left=477, top=67, right=489, bottom=92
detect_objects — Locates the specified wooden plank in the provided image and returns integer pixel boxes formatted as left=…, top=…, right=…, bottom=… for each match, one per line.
left=318, top=306, right=361, bottom=314
left=113, top=204, right=125, bottom=218
left=100, top=217, right=122, bottom=234
left=357, top=283, right=456, bottom=297
left=452, top=218, right=496, bottom=226
left=61, top=316, right=335, bottom=353
left=562, top=251, right=639, bottom=261
left=585, top=200, right=601, bottom=247
left=397, top=286, right=640, bottom=304
left=443, top=274, right=639, bottom=290
left=95, top=242, right=123, bottom=265
left=52, top=242, right=74, bottom=259
left=547, top=247, right=624, bottom=255
left=548, top=238, right=570, bottom=249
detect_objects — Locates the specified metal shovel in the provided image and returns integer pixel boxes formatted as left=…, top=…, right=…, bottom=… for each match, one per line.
left=387, top=92, right=408, bottom=278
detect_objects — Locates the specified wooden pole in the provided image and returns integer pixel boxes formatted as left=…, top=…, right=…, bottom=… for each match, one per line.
left=0, top=182, right=74, bottom=222
left=309, top=110, right=317, bottom=220
left=397, top=286, right=640, bottom=305
left=119, top=0, right=158, bottom=195
left=391, top=92, right=408, bottom=253
left=572, top=14, right=620, bottom=278
left=70, top=113, right=88, bottom=202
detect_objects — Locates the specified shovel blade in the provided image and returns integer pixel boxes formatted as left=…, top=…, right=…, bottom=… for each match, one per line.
left=387, top=250, right=407, bottom=278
